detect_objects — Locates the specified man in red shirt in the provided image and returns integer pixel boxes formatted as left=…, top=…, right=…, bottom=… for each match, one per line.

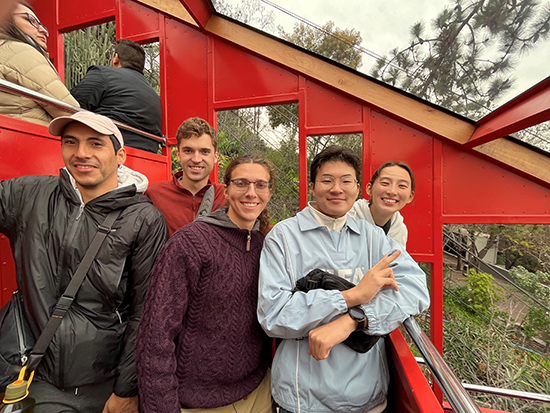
left=146, top=117, right=225, bottom=236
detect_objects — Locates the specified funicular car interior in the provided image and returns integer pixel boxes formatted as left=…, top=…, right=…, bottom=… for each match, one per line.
left=1, top=0, right=550, bottom=411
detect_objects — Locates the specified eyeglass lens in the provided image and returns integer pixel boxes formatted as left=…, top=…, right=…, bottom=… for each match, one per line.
left=316, top=175, right=357, bottom=189
left=15, top=12, right=49, bottom=36
left=231, top=179, right=271, bottom=193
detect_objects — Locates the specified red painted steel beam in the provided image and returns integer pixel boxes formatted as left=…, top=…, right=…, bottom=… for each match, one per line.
left=387, top=330, right=444, bottom=412
left=465, top=76, right=550, bottom=149
left=179, top=0, right=213, bottom=29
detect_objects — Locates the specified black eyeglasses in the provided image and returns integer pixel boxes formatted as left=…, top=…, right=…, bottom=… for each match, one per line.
left=230, top=179, right=272, bottom=193
left=13, top=12, right=49, bottom=37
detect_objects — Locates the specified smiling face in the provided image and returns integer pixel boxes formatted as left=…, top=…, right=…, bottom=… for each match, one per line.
left=12, top=4, right=48, bottom=51
left=366, top=165, right=414, bottom=225
left=61, top=122, right=126, bottom=203
left=225, top=163, right=272, bottom=230
left=310, top=161, right=360, bottom=218
left=176, top=133, right=218, bottom=193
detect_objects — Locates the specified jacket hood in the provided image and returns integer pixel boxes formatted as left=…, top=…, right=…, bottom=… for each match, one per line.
left=60, top=166, right=151, bottom=210
left=118, top=165, right=149, bottom=193
left=63, top=165, right=148, bottom=198
left=196, top=206, right=260, bottom=231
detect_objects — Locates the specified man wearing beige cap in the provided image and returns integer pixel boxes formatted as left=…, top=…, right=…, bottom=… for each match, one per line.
left=0, top=111, right=167, bottom=413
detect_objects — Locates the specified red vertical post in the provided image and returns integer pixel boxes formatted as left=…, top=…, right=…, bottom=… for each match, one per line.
left=298, top=76, right=308, bottom=210
left=207, top=34, right=219, bottom=183
left=361, top=106, right=371, bottom=189
left=431, top=139, right=444, bottom=404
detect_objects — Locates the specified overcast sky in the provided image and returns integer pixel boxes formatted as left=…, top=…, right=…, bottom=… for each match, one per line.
left=221, top=0, right=550, bottom=109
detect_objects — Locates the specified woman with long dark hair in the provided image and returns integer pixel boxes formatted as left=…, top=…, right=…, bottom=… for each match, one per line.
left=0, top=2, right=78, bottom=124
left=136, top=153, right=277, bottom=413
left=350, top=161, right=415, bottom=248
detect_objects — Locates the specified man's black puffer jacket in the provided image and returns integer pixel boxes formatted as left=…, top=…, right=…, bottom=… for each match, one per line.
left=0, top=167, right=167, bottom=397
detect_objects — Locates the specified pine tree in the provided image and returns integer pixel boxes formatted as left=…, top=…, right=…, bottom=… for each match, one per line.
left=370, top=0, right=550, bottom=118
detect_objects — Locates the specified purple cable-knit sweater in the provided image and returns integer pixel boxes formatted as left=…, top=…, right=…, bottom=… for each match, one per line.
left=135, top=209, right=271, bottom=413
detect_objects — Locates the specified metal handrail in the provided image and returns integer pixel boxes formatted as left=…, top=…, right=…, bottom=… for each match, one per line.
left=414, top=357, right=550, bottom=403
left=403, top=317, right=482, bottom=413
left=0, top=78, right=166, bottom=145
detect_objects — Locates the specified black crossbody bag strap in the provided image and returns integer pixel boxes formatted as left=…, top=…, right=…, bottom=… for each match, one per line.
left=24, top=209, right=122, bottom=376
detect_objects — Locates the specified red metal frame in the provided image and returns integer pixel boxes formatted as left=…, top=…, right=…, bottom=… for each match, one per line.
left=467, top=76, right=550, bottom=148
left=2, top=1, right=550, bottom=411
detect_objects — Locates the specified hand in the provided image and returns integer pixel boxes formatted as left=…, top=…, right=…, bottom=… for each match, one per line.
left=102, top=394, right=139, bottom=413
left=308, top=314, right=357, bottom=360
left=342, top=250, right=401, bottom=308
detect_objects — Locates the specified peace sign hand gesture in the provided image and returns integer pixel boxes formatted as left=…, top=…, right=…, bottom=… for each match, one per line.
left=342, top=250, right=401, bottom=308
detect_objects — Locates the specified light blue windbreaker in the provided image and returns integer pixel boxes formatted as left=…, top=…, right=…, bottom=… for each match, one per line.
left=257, top=208, right=430, bottom=413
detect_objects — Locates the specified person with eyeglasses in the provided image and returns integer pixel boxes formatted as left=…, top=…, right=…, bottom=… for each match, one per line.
left=0, top=2, right=78, bottom=125
left=257, top=146, right=429, bottom=413
left=349, top=161, right=415, bottom=249
left=136, top=153, right=277, bottom=413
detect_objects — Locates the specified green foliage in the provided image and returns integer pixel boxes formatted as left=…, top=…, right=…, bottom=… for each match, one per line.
left=280, top=20, right=363, bottom=70
left=457, top=224, right=550, bottom=272
left=440, top=314, right=550, bottom=412
left=64, top=21, right=117, bottom=90
left=217, top=107, right=301, bottom=222
left=509, top=266, right=550, bottom=305
left=523, top=307, right=550, bottom=340
left=452, top=269, right=504, bottom=318
left=142, top=43, right=161, bottom=95
left=64, top=22, right=160, bottom=96
left=171, top=146, right=181, bottom=175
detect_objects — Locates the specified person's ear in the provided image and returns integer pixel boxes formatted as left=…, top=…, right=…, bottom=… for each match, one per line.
left=112, top=53, right=121, bottom=67
left=224, top=184, right=229, bottom=201
left=116, top=147, right=127, bottom=166
left=365, top=182, right=372, bottom=198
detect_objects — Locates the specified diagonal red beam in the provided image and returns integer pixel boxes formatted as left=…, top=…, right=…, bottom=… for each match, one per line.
left=180, top=0, right=214, bottom=29
left=465, top=76, right=550, bottom=149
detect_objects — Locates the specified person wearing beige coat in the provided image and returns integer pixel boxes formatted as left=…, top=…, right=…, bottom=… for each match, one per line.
left=0, top=3, right=78, bottom=126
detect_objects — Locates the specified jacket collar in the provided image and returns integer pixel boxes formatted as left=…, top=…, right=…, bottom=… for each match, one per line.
left=172, top=171, right=215, bottom=196
left=59, top=167, right=150, bottom=210
left=196, top=206, right=260, bottom=231
left=297, top=206, right=361, bottom=235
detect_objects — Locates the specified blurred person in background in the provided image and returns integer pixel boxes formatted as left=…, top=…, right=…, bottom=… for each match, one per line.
left=0, top=1, right=78, bottom=125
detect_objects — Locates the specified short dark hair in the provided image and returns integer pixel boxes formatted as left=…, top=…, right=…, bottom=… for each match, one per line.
left=370, top=161, right=416, bottom=193
left=310, top=145, right=361, bottom=184
left=114, top=39, right=145, bottom=72
left=176, top=117, right=218, bottom=150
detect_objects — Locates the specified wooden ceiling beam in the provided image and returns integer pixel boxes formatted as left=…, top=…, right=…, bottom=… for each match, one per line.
left=205, top=15, right=476, bottom=145
left=178, top=0, right=214, bottom=28
left=474, top=139, right=550, bottom=185
left=135, top=0, right=197, bottom=26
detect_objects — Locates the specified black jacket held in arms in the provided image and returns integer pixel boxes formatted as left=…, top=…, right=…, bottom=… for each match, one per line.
left=0, top=168, right=168, bottom=397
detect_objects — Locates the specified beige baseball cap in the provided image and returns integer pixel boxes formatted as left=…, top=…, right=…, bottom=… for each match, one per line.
left=49, top=111, right=124, bottom=149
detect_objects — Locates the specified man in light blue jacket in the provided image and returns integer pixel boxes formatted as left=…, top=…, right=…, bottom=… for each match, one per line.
left=257, top=146, right=430, bottom=413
